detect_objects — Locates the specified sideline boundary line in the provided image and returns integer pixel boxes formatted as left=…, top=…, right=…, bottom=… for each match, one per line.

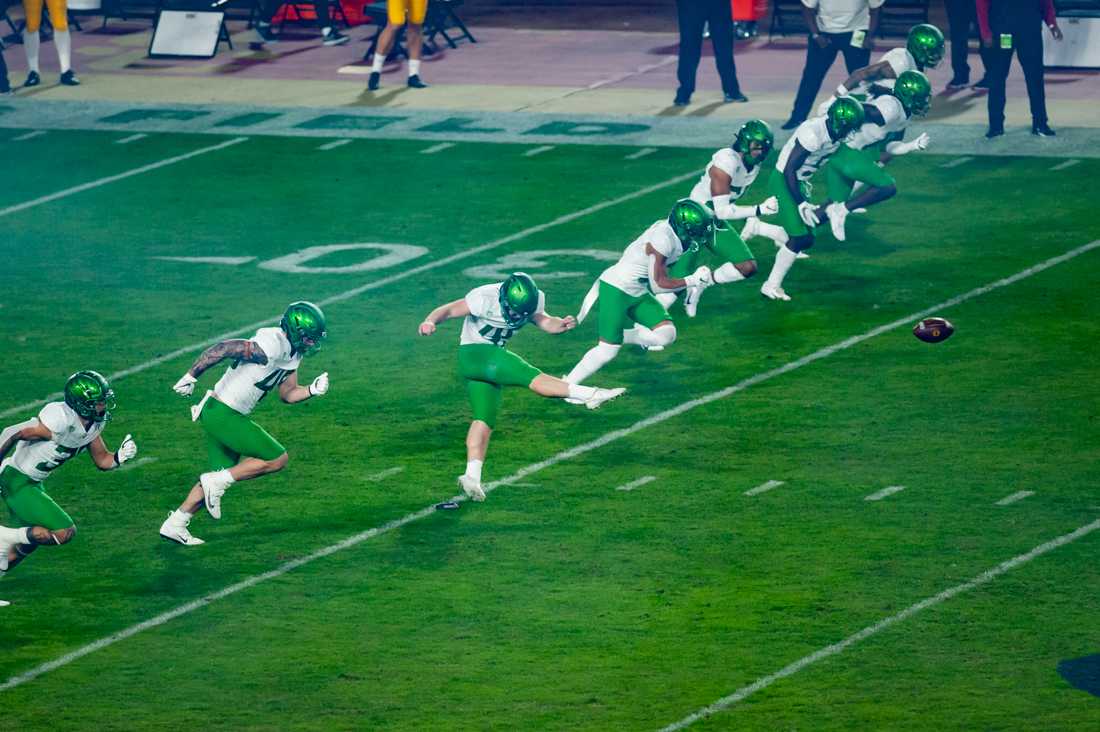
left=2, top=239, right=1096, bottom=693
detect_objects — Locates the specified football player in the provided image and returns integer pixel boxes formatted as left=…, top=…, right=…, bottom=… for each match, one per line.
left=0, top=371, right=138, bottom=584
left=565, top=199, right=715, bottom=377
left=160, top=302, right=330, bottom=545
left=419, top=273, right=625, bottom=502
left=759, top=96, right=865, bottom=302
left=836, top=23, right=945, bottom=96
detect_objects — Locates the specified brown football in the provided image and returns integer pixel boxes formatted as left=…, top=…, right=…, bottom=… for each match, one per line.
left=913, top=317, right=955, bottom=343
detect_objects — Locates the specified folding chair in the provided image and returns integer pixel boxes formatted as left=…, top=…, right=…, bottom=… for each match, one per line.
left=277, top=0, right=349, bottom=33
left=425, top=0, right=475, bottom=50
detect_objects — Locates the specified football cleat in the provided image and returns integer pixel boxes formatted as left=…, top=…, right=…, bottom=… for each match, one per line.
left=200, top=472, right=229, bottom=520
left=159, top=513, right=205, bottom=546
left=322, top=29, right=350, bottom=46
left=826, top=202, right=850, bottom=241
left=59, top=70, right=81, bottom=86
left=684, top=286, right=704, bottom=318
left=584, top=387, right=626, bottom=410
left=368, top=72, right=380, bottom=91
left=457, top=474, right=486, bottom=502
left=760, top=283, right=792, bottom=301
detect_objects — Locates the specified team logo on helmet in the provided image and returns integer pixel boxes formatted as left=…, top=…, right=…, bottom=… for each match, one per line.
left=893, top=70, right=932, bottom=117
left=64, top=370, right=116, bottom=422
left=825, top=96, right=866, bottom=140
left=733, top=119, right=775, bottom=167
left=668, top=199, right=716, bottom=253
left=907, top=24, right=945, bottom=69
left=499, top=272, right=540, bottom=328
left=281, top=301, right=327, bottom=356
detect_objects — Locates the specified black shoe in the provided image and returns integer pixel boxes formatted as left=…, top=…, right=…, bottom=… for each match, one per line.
left=322, top=29, right=349, bottom=47
left=0, top=81, right=11, bottom=96
left=1032, top=122, right=1056, bottom=137
left=972, top=77, right=989, bottom=89
left=23, top=70, right=40, bottom=88
left=407, top=74, right=429, bottom=89
left=673, top=95, right=690, bottom=106
left=781, top=117, right=802, bottom=131
left=367, top=71, right=380, bottom=91
left=985, top=126, right=1004, bottom=139
left=59, top=70, right=80, bottom=86
left=724, top=91, right=749, bottom=103
left=946, top=75, right=969, bottom=89
left=253, top=23, right=280, bottom=44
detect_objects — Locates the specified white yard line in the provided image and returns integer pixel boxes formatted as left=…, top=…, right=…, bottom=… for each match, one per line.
left=119, top=456, right=158, bottom=472
left=744, top=480, right=785, bottom=497
left=318, top=139, right=352, bottom=151
left=421, top=142, right=455, bottom=154
left=865, top=485, right=906, bottom=501
left=114, top=133, right=148, bottom=145
left=366, top=466, right=404, bottom=482
left=626, top=147, right=658, bottom=160
left=615, top=476, right=657, bottom=492
left=1, top=240, right=1097, bottom=693
left=524, top=145, right=555, bottom=157
left=1049, top=159, right=1080, bottom=171
left=0, top=136, right=249, bottom=220
left=940, top=156, right=974, bottom=169
left=0, top=169, right=697, bottom=420
left=996, top=490, right=1035, bottom=506
left=658, top=517, right=1100, bottom=731
left=11, top=130, right=47, bottom=142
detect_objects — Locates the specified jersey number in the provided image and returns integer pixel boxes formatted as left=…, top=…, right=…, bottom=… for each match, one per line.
left=34, top=444, right=80, bottom=475
left=254, top=369, right=293, bottom=394
left=478, top=325, right=514, bottom=346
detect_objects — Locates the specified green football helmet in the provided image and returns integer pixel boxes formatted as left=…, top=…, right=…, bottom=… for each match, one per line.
left=64, top=370, right=115, bottom=422
left=733, top=119, right=775, bottom=166
left=893, top=70, right=932, bottom=117
left=907, top=23, right=945, bottom=70
left=281, top=301, right=327, bottom=356
left=499, top=272, right=540, bottom=328
left=668, top=198, right=716, bottom=253
left=825, top=96, right=866, bottom=140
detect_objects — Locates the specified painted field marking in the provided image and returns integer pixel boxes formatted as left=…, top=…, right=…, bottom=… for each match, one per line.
left=996, top=490, right=1035, bottom=506
left=318, top=139, right=352, bottom=151
left=616, top=476, right=657, bottom=492
left=4, top=241, right=1096, bottom=693
left=152, top=256, right=257, bottom=266
left=0, top=136, right=249, bottom=220
left=940, top=156, right=974, bottom=169
left=659, top=517, right=1100, bottom=731
left=744, top=480, right=785, bottom=497
left=1050, top=159, right=1080, bottom=171
left=421, top=142, right=455, bottom=154
left=1, top=168, right=698, bottom=419
left=119, top=456, right=158, bottom=472
left=865, top=485, right=906, bottom=502
left=626, top=147, right=658, bottom=160
left=11, top=130, right=47, bottom=142
left=115, top=133, right=148, bottom=145
left=366, top=466, right=404, bottom=482
left=524, top=145, right=555, bottom=157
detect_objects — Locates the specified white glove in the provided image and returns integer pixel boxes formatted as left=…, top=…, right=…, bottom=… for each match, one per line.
left=835, top=83, right=849, bottom=97
left=683, top=266, right=713, bottom=290
left=755, top=196, right=780, bottom=217
left=909, top=132, right=931, bottom=151
left=886, top=133, right=931, bottom=156
left=308, top=372, right=329, bottom=397
left=798, top=201, right=821, bottom=227
left=172, top=373, right=197, bottom=397
left=115, top=434, right=137, bottom=465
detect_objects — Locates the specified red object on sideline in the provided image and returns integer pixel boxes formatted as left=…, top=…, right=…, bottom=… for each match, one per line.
left=732, top=0, right=767, bottom=22
left=272, top=0, right=375, bottom=26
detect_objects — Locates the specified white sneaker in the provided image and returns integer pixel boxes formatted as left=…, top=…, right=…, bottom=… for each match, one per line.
left=760, top=283, right=792, bottom=301
left=457, top=474, right=486, bottom=502
left=684, top=286, right=704, bottom=318
left=159, top=512, right=205, bottom=546
left=0, top=600, right=10, bottom=607
left=200, top=472, right=229, bottom=520
left=584, top=387, right=626, bottom=410
left=826, top=202, right=850, bottom=241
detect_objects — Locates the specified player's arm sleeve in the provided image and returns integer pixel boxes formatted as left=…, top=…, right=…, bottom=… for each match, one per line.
left=535, top=291, right=546, bottom=315
left=711, top=194, right=758, bottom=221
left=37, top=403, right=69, bottom=435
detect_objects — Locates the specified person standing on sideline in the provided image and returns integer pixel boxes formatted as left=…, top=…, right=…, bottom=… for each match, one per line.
left=781, top=0, right=883, bottom=130
left=21, top=0, right=79, bottom=86
left=945, top=0, right=995, bottom=88
left=368, top=0, right=430, bottom=90
left=674, top=0, right=748, bottom=106
left=978, top=0, right=1062, bottom=138
left=252, top=0, right=349, bottom=47
left=1, top=40, right=11, bottom=95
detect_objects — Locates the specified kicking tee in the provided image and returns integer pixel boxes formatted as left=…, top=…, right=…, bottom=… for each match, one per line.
left=213, top=327, right=302, bottom=415
left=4, top=402, right=104, bottom=482
left=460, top=283, right=546, bottom=347
left=600, top=219, right=685, bottom=297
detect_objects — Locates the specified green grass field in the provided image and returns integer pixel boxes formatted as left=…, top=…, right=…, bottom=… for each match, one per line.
left=2, top=129, right=1099, bottom=730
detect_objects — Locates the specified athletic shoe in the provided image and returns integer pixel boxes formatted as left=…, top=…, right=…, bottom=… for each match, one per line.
left=673, top=89, right=690, bottom=106
left=780, top=117, right=803, bottom=131
left=159, top=512, right=205, bottom=546
left=322, top=29, right=349, bottom=47
left=407, top=74, right=429, bottom=89
left=972, top=77, right=989, bottom=89
left=1032, top=122, right=1056, bottom=137
left=0, top=84, right=12, bottom=96
left=825, top=202, right=850, bottom=242
left=684, top=286, right=703, bottom=318
left=583, top=387, right=626, bottom=410
left=200, top=472, right=228, bottom=519
left=724, top=92, right=749, bottom=103
left=23, top=71, right=40, bottom=88
left=368, top=71, right=380, bottom=91
left=59, top=70, right=80, bottom=86
left=946, top=75, right=969, bottom=89
left=254, top=23, right=280, bottom=44
left=760, top=283, right=791, bottom=301
left=0, top=600, right=10, bottom=607
left=985, top=126, right=1004, bottom=139
left=457, top=474, right=486, bottom=502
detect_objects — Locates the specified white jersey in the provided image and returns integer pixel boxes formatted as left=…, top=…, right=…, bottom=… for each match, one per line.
left=775, top=116, right=839, bottom=182
left=850, top=47, right=916, bottom=95
left=846, top=94, right=908, bottom=150
left=600, top=219, right=685, bottom=297
left=460, top=283, right=546, bottom=347
left=213, top=327, right=302, bottom=415
left=4, top=402, right=103, bottom=482
left=689, top=148, right=761, bottom=207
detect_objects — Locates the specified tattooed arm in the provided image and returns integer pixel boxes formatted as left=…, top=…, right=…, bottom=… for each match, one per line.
left=173, top=340, right=268, bottom=396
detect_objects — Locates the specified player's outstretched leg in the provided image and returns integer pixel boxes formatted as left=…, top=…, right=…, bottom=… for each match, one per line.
left=0, top=523, right=75, bottom=574
left=529, top=374, right=625, bottom=410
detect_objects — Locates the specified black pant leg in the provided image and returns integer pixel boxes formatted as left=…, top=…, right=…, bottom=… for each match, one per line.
left=790, top=35, right=841, bottom=122
left=259, top=0, right=282, bottom=23
left=676, top=0, right=706, bottom=96
left=839, top=35, right=871, bottom=73
left=944, top=0, right=973, bottom=80
left=707, top=0, right=741, bottom=95
left=985, top=33, right=1014, bottom=129
left=0, top=46, right=9, bottom=90
left=313, top=0, right=332, bottom=29
left=1015, top=23, right=1048, bottom=124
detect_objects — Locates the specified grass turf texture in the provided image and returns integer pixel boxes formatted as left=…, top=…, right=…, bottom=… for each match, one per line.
left=1, top=129, right=1098, bottom=729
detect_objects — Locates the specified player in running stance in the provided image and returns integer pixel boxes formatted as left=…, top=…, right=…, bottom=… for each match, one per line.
left=836, top=23, right=944, bottom=96
left=0, top=371, right=138, bottom=590
left=160, top=302, right=330, bottom=545
left=759, top=96, right=865, bottom=302
left=566, top=199, right=715, bottom=375
left=419, top=273, right=625, bottom=502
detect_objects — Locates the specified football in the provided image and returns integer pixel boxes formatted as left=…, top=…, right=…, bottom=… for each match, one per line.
left=913, top=317, right=955, bottom=343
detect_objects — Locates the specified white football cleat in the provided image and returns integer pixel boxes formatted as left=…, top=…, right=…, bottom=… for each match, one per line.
left=826, top=202, right=850, bottom=241
left=457, top=474, right=486, bottom=502
left=0, top=600, right=10, bottom=607
left=159, top=513, right=205, bottom=546
left=584, top=387, right=626, bottom=410
left=200, top=472, right=229, bottom=520
left=684, top=286, right=704, bottom=318
left=760, top=283, right=792, bottom=301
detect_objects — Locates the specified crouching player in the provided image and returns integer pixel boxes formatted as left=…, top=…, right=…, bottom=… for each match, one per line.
left=419, top=273, right=625, bottom=502
left=161, top=301, right=330, bottom=545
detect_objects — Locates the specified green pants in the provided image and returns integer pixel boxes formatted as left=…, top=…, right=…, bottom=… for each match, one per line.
left=768, top=173, right=813, bottom=239
left=458, top=344, right=543, bottom=429
left=1, top=465, right=73, bottom=530
left=597, top=280, right=671, bottom=345
left=668, top=223, right=754, bottom=278
left=200, top=396, right=286, bottom=471
left=825, top=144, right=896, bottom=203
